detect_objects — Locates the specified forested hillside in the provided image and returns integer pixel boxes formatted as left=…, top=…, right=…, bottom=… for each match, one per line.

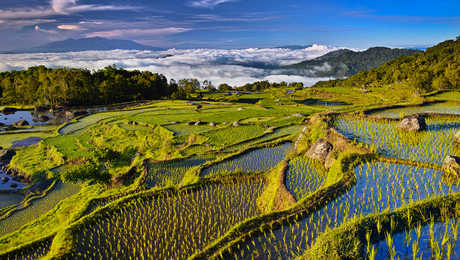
left=313, top=37, right=460, bottom=92
left=0, top=66, right=170, bottom=106
left=282, top=47, right=421, bottom=77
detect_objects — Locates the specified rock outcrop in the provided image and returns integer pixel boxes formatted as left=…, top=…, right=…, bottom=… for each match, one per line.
left=443, top=155, right=460, bottom=175
left=306, top=138, right=333, bottom=163
left=397, top=114, right=427, bottom=131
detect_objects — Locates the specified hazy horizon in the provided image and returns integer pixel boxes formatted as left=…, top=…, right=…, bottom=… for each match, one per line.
left=0, top=0, right=458, bottom=51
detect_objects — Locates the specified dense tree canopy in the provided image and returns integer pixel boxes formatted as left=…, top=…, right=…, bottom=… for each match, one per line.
left=235, top=81, right=303, bottom=92
left=313, top=37, right=460, bottom=92
left=283, top=47, right=420, bottom=78
left=0, top=66, right=170, bottom=106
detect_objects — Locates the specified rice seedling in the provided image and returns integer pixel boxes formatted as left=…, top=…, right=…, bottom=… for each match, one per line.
left=285, top=157, right=325, bottom=200
left=369, top=219, right=460, bottom=260
left=72, top=178, right=264, bottom=259
left=201, top=143, right=292, bottom=176
left=146, top=157, right=214, bottom=187
left=0, top=182, right=80, bottom=236
left=223, top=125, right=303, bottom=153
left=163, top=123, right=216, bottom=136
left=59, top=107, right=165, bottom=135
left=203, top=125, right=267, bottom=147
left=0, top=237, right=52, bottom=260
left=227, top=162, right=459, bottom=259
left=0, top=194, right=24, bottom=210
left=334, top=117, right=460, bottom=165
left=371, top=103, right=460, bottom=118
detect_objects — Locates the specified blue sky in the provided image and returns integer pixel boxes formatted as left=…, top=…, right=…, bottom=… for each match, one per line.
left=0, top=0, right=459, bottom=50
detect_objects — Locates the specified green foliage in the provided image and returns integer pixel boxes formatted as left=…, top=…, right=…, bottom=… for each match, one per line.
left=314, top=37, right=460, bottom=92
left=0, top=66, right=170, bottom=107
left=61, top=162, right=108, bottom=183
left=10, top=142, right=64, bottom=181
left=285, top=47, right=420, bottom=77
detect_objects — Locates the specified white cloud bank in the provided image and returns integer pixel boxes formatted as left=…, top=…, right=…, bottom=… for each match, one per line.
left=0, top=45, right=341, bottom=86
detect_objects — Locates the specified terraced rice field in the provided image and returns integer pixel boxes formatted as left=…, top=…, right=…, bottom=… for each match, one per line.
left=1, top=237, right=52, bottom=260
left=0, top=193, right=23, bottom=209
left=201, top=143, right=292, bottom=176
left=229, top=162, right=459, bottom=259
left=334, top=117, right=460, bottom=165
left=285, top=157, right=325, bottom=200
left=369, top=219, right=460, bottom=259
left=0, top=182, right=80, bottom=236
left=370, top=102, right=460, bottom=118
left=72, top=179, right=264, bottom=259
left=147, top=157, right=215, bottom=187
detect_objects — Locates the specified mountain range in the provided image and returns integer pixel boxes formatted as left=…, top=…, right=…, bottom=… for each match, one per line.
left=2, top=37, right=164, bottom=54
left=313, top=37, right=460, bottom=91
left=280, top=47, right=422, bottom=78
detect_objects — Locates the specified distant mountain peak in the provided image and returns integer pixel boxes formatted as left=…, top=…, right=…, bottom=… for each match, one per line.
left=275, top=44, right=314, bottom=50
left=281, top=47, right=421, bottom=78
left=3, top=37, right=164, bottom=54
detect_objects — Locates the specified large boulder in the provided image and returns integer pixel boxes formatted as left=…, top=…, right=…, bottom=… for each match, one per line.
left=454, top=131, right=460, bottom=144
left=443, top=155, right=460, bottom=175
left=306, top=138, right=333, bottom=163
left=397, top=114, right=427, bottom=131
left=13, top=120, right=29, bottom=127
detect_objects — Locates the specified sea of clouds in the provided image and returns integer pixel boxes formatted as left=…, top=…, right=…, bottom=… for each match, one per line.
left=0, top=44, right=342, bottom=86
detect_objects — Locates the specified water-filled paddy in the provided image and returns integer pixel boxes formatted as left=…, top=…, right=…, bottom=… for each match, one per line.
left=0, top=170, right=26, bottom=191
left=0, top=182, right=80, bottom=236
left=370, top=102, right=460, bottom=118
left=0, top=111, right=58, bottom=126
left=201, top=142, right=292, bottom=176
left=231, top=162, right=459, bottom=259
left=147, top=157, right=215, bottom=187
left=295, top=99, right=349, bottom=107
left=0, top=193, right=23, bottom=210
left=285, top=157, right=325, bottom=200
left=72, top=179, right=264, bottom=259
left=369, top=219, right=460, bottom=260
left=334, top=117, right=460, bottom=165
